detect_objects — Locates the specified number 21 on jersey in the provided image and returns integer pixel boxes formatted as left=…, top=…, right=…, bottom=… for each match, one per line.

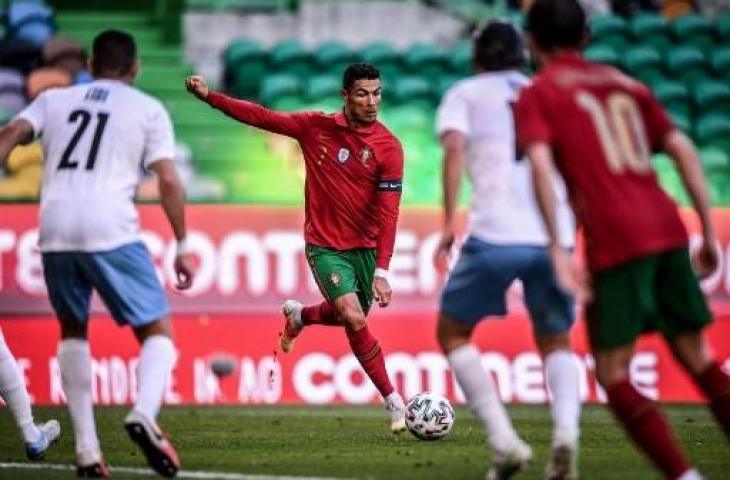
left=576, top=90, right=651, bottom=174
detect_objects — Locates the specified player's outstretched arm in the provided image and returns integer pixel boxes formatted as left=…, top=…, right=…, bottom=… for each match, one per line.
left=149, top=159, right=195, bottom=290
left=184, top=75, right=307, bottom=139
left=664, top=129, right=718, bottom=278
left=433, top=130, right=465, bottom=272
left=0, top=120, right=33, bottom=169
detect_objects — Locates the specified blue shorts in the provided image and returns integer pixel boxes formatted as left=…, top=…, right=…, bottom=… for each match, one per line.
left=41, top=242, right=169, bottom=328
left=440, top=236, right=574, bottom=335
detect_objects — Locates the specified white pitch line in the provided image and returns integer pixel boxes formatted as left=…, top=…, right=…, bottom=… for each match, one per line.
left=0, top=462, right=353, bottom=480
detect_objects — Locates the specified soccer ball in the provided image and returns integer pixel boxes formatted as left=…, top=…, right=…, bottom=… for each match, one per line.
left=405, top=392, right=455, bottom=440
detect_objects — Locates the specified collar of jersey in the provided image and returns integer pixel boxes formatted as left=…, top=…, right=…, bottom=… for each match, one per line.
left=334, top=111, right=376, bottom=134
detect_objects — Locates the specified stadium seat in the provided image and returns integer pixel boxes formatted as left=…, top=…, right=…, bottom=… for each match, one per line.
left=269, top=40, right=312, bottom=78
left=404, top=43, right=446, bottom=79
left=589, top=14, right=627, bottom=40
left=667, top=107, right=691, bottom=133
left=709, top=47, right=730, bottom=78
left=223, top=39, right=268, bottom=98
left=691, top=80, right=730, bottom=114
left=434, top=74, right=460, bottom=103
left=664, top=46, right=706, bottom=81
left=701, top=146, right=729, bottom=171
left=622, top=46, right=662, bottom=76
left=447, top=40, right=471, bottom=76
left=715, top=13, right=730, bottom=41
left=629, top=13, right=668, bottom=38
left=360, top=42, right=402, bottom=84
left=634, top=68, right=666, bottom=86
left=641, top=34, right=675, bottom=54
left=583, top=44, right=620, bottom=67
left=259, top=74, right=302, bottom=106
left=389, top=76, right=432, bottom=105
left=314, top=41, right=355, bottom=76
left=6, top=1, right=55, bottom=47
left=672, top=14, right=713, bottom=39
left=694, top=113, right=730, bottom=148
left=305, top=74, right=341, bottom=101
left=653, top=80, right=689, bottom=109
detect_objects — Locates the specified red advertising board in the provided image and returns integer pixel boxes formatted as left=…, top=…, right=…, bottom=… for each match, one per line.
left=1, top=204, right=729, bottom=405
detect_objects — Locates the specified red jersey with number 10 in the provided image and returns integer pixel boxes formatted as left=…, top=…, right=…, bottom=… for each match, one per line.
left=515, top=53, right=687, bottom=271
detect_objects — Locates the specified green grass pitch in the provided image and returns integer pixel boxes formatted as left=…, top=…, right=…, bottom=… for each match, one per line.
left=0, top=405, right=727, bottom=479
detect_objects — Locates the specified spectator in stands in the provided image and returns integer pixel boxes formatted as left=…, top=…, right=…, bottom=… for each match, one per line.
left=42, top=37, right=92, bottom=84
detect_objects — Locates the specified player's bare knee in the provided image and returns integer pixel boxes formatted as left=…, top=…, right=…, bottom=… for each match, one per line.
left=436, top=313, right=471, bottom=354
left=669, top=331, right=712, bottom=375
left=133, top=317, right=173, bottom=344
left=535, top=332, right=572, bottom=358
left=594, top=348, right=633, bottom=389
left=341, top=310, right=366, bottom=330
left=59, top=316, right=87, bottom=340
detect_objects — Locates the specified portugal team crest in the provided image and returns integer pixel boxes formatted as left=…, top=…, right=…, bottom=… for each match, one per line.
left=330, top=272, right=341, bottom=286
left=360, top=147, right=373, bottom=165
left=337, top=148, right=350, bottom=164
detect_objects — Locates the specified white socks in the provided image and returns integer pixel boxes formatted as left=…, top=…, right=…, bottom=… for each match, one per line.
left=58, top=339, right=100, bottom=462
left=447, top=343, right=518, bottom=451
left=133, top=335, right=177, bottom=422
left=0, top=330, right=40, bottom=443
left=545, top=350, right=581, bottom=446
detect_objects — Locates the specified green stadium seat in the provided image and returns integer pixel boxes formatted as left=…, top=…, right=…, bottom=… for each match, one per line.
left=447, top=40, right=472, bottom=76
left=692, top=80, right=730, bottom=113
left=709, top=47, right=730, bottom=78
left=622, top=46, right=662, bottom=75
left=667, top=107, right=691, bottom=133
left=653, top=80, right=689, bottom=108
left=634, top=68, right=666, bottom=86
left=314, top=41, right=355, bottom=76
left=383, top=104, right=432, bottom=132
left=629, top=13, right=668, bottom=38
left=389, top=76, right=432, bottom=105
left=305, top=74, right=341, bottom=101
left=664, top=46, right=706, bottom=80
left=715, top=13, right=730, bottom=41
left=404, top=43, right=446, bottom=79
left=672, top=14, right=713, bottom=40
left=589, top=14, right=627, bottom=40
left=224, top=39, right=268, bottom=98
left=259, top=74, right=302, bottom=106
left=694, top=113, right=730, bottom=147
left=583, top=44, right=620, bottom=67
left=701, top=146, right=729, bottom=171
left=360, top=42, right=402, bottom=84
left=641, top=34, right=675, bottom=54
left=269, top=40, right=312, bottom=78
left=590, top=34, right=628, bottom=50
left=434, top=74, right=460, bottom=103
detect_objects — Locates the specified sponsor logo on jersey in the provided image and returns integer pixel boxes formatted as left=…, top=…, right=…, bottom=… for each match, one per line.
left=337, top=148, right=350, bottom=164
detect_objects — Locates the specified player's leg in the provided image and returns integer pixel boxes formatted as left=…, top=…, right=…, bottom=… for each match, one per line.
left=590, top=256, right=699, bottom=480
left=523, top=247, right=581, bottom=479
left=654, top=248, right=730, bottom=439
left=84, top=242, right=178, bottom=477
left=437, top=238, right=531, bottom=478
left=280, top=247, right=345, bottom=353
left=43, top=251, right=108, bottom=476
left=0, top=328, right=60, bottom=460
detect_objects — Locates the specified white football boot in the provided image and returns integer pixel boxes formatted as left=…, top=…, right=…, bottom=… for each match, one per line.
left=384, top=392, right=407, bottom=434
left=280, top=300, right=304, bottom=353
left=544, top=441, right=578, bottom=480
left=485, top=436, right=533, bottom=480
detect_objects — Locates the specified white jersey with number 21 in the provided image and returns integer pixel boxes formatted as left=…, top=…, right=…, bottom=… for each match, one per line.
left=16, top=79, right=175, bottom=253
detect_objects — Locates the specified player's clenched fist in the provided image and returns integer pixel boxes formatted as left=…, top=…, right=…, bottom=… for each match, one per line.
left=185, top=75, right=209, bottom=100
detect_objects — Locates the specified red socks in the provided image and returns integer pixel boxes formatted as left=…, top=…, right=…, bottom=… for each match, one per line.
left=346, top=325, right=394, bottom=398
left=606, top=380, right=689, bottom=479
left=693, top=362, right=730, bottom=439
left=301, top=301, right=341, bottom=326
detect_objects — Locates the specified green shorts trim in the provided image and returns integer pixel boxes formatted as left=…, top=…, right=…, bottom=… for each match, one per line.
left=587, top=247, right=712, bottom=349
left=305, top=244, right=376, bottom=314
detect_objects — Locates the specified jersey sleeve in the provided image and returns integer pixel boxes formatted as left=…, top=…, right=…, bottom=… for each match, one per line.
left=375, top=140, right=404, bottom=270
left=142, top=101, right=176, bottom=169
left=436, top=87, right=470, bottom=136
left=638, top=87, right=675, bottom=152
left=207, top=91, right=311, bottom=139
left=515, top=84, right=553, bottom=148
left=14, top=91, right=48, bottom=139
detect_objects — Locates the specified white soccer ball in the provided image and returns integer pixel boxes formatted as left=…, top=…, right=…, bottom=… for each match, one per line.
left=405, top=392, right=455, bottom=440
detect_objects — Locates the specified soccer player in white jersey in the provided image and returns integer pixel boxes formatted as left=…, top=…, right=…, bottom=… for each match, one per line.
left=0, top=30, right=194, bottom=478
left=433, top=21, right=581, bottom=480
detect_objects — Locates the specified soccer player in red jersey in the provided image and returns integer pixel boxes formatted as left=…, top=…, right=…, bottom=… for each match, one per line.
left=516, top=1, right=730, bottom=478
left=186, top=64, right=407, bottom=432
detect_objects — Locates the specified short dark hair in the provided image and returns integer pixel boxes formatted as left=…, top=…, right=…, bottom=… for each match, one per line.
left=91, top=30, right=136, bottom=76
left=342, top=63, right=380, bottom=90
left=473, top=20, right=525, bottom=72
left=526, top=0, right=587, bottom=51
